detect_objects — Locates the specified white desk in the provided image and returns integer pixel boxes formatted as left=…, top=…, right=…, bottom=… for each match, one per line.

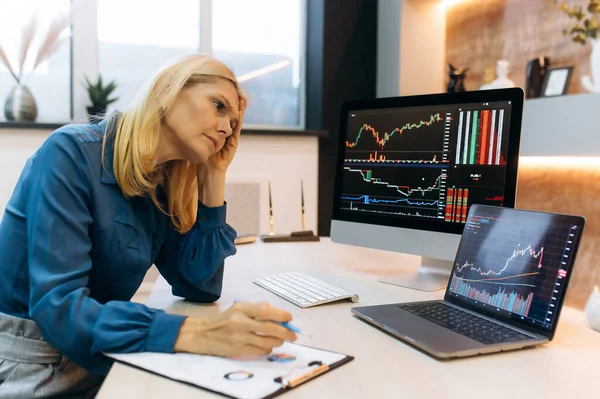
left=97, top=239, right=600, bottom=398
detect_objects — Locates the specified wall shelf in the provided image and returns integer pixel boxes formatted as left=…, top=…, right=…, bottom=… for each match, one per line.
left=521, top=93, right=600, bottom=157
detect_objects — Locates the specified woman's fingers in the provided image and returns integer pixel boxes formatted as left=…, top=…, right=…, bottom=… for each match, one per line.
left=234, top=110, right=244, bottom=139
left=232, top=344, right=273, bottom=358
left=244, top=318, right=297, bottom=342
left=233, top=301, right=292, bottom=323
left=245, top=332, right=285, bottom=351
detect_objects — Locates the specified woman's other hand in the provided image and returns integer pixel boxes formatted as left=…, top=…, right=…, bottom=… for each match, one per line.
left=202, top=96, right=247, bottom=173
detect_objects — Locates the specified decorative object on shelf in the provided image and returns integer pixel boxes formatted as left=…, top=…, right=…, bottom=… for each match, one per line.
left=83, top=75, right=119, bottom=123
left=526, top=56, right=551, bottom=98
left=552, top=0, right=600, bottom=92
left=584, top=286, right=600, bottom=333
left=480, top=60, right=515, bottom=90
left=481, top=66, right=496, bottom=87
left=541, top=65, right=574, bottom=96
left=447, top=63, right=468, bottom=93
left=0, top=11, right=70, bottom=122
left=4, top=84, right=38, bottom=121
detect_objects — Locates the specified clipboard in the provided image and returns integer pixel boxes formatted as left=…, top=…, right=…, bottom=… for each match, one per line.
left=105, top=342, right=353, bottom=399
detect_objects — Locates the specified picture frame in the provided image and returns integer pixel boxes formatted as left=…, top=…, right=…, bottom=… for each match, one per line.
left=541, top=65, right=574, bottom=97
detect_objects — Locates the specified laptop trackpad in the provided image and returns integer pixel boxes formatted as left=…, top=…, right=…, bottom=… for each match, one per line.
left=355, top=304, right=481, bottom=352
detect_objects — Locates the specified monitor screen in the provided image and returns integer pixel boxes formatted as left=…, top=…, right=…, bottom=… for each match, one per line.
left=333, top=89, right=523, bottom=235
left=447, top=205, right=585, bottom=332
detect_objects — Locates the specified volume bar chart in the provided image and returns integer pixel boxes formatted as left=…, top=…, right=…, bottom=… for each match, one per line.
left=455, top=109, right=505, bottom=165
left=450, top=274, right=534, bottom=317
left=445, top=187, right=468, bottom=223
left=362, top=152, right=440, bottom=163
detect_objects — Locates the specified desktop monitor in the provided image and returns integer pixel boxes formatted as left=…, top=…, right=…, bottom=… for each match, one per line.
left=330, top=88, right=524, bottom=291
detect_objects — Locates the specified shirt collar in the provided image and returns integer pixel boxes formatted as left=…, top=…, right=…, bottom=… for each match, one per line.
left=100, top=113, right=120, bottom=185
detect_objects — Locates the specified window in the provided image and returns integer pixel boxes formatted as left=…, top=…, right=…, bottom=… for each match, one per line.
left=1, top=1, right=306, bottom=126
left=97, top=0, right=200, bottom=114
left=95, top=0, right=305, bottom=128
left=212, top=0, right=304, bottom=127
left=0, top=0, right=71, bottom=123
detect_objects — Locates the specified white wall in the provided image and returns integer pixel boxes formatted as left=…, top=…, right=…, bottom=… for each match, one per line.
left=227, top=135, right=318, bottom=235
left=0, top=130, right=319, bottom=236
left=377, top=0, right=446, bottom=98
left=0, top=129, right=50, bottom=214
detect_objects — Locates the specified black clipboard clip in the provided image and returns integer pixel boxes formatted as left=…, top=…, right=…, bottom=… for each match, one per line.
left=273, top=361, right=329, bottom=389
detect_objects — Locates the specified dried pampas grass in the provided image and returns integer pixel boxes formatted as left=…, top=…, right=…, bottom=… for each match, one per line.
left=32, top=11, right=70, bottom=73
left=18, top=14, right=37, bottom=81
left=0, top=43, right=18, bottom=82
left=0, top=10, right=70, bottom=84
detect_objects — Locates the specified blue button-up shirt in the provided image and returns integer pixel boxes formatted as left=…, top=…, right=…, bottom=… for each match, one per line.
left=0, top=117, right=237, bottom=375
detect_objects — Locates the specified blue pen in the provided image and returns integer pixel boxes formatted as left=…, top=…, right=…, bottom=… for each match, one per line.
left=275, top=321, right=302, bottom=334
left=276, top=321, right=311, bottom=338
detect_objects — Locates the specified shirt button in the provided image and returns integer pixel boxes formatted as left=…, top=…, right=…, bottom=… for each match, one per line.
left=202, top=216, right=208, bottom=222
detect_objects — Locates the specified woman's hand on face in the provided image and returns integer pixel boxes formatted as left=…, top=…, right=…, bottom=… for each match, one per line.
left=174, top=301, right=297, bottom=358
left=202, top=96, right=247, bottom=174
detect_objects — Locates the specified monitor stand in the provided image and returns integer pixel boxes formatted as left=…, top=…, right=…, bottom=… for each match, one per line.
left=378, top=257, right=453, bottom=292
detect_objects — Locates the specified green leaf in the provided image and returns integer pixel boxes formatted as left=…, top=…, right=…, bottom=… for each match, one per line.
left=560, top=3, right=572, bottom=13
left=101, top=82, right=116, bottom=98
left=575, top=32, right=588, bottom=43
left=83, top=76, right=93, bottom=89
left=584, top=17, right=598, bottom=31
left=82, top=74, right=119, bottom=107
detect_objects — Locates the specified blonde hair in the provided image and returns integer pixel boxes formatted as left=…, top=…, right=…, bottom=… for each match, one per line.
left=102, top=54, right=243, bottom=233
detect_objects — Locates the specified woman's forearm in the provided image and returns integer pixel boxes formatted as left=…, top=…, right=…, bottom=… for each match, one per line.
left=197, top=167, right=205, bottom=203
left=201, top=170, right=226, bottom=208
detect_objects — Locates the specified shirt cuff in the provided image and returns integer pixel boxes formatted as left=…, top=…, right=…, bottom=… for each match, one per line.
left=146, top=312, right=187, bottom=353
left=197, top=201, right=227, bottom=231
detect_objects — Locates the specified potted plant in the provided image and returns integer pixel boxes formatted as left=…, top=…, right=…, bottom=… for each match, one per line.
left=83, top=75, right=119, bottom=123
left=552, top=0, right=600, bottom=92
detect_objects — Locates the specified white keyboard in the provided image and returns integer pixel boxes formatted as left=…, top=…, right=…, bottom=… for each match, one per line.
left=253, top=272, right=359, bottom=308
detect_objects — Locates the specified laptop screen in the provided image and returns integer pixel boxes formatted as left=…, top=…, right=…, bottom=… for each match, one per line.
left=446, top=204, right=585, bottom=332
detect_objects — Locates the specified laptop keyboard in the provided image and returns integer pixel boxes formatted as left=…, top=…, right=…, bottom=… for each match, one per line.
left=399, top=302, right=532, bottom=345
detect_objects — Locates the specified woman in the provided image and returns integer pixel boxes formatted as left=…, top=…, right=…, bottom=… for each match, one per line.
left=0, top=54, right=297, bottom=398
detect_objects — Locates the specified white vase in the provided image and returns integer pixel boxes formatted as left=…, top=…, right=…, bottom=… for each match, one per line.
left=581, top=39, right=600, bottom=93
left=584, top=286, right=600, bottom=333
left=4, top=84, right=38, bottom=122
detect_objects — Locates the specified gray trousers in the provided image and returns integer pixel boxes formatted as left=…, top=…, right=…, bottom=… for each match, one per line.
left=0, top=312, right=104, bottom=398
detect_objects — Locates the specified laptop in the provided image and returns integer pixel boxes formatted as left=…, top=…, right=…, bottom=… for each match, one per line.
left=351, top=204, right=586, bottom=358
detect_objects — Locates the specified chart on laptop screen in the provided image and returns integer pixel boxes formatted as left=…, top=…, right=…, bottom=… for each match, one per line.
left=340, top=102, right=511, bottom=223
left=448, top=207, right=582, bottom=330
